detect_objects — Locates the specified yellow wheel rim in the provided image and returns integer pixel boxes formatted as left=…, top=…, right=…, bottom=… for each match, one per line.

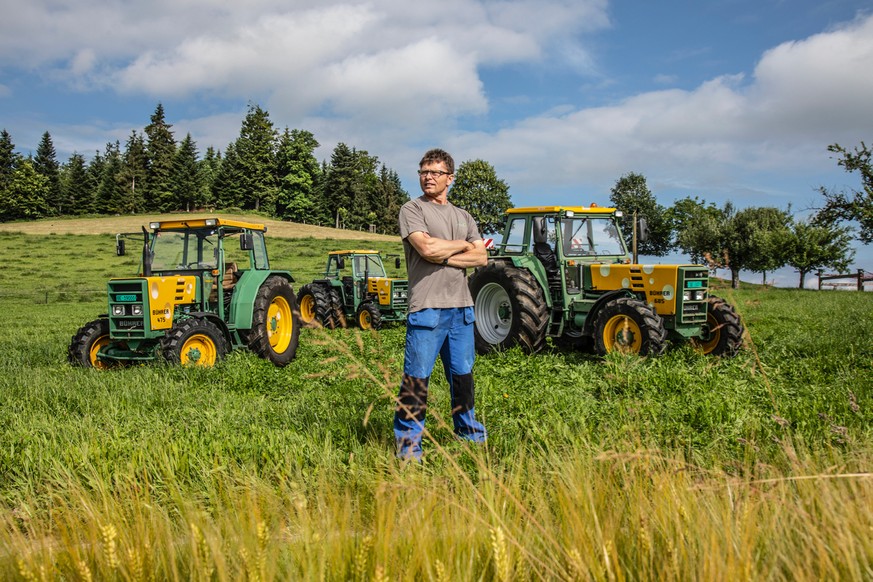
left=358, top=309, right=372, bottom=330
left=267, top=296, right=293, bottom=352
left=602, top=315, right=642, bottom=354
left=180, top=333, right=218, bottom=366
left=89, top=335, right=111, bottom=369
left=299, top=293, right=316, bottom=324
left=694, top=312, right=721, bottom=354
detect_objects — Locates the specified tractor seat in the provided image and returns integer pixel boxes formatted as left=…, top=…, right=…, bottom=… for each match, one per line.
left=209, top=263, right=239, bottom=304
left=222, top=262, right=239, bottom=291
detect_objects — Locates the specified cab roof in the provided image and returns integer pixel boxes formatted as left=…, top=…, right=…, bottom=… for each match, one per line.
left=507, top=205, right=617, bottom=214
left=150, top=218, right=266, bottom=231
left=328, top=249, right=381, bottom=255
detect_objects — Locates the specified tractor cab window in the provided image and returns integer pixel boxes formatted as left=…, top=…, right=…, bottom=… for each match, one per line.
left=502, top=218, right=528, bottom=254
left=150, top=230, right=218, bottom=270
left=353, top=255, right=386, bottom=278
left=250, top=231, right=269, bottom=269
left=561, top=217, right=626, bottom=257
left=221, top=230, right=269, bottom=270
left=326, top=255, right=344, bottom=277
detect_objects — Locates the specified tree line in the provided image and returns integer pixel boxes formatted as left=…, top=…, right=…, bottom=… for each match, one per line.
left=1, top=101, right=869, bottom=288
left=609, top=154, right=869, bottom=289
left=0, top=103, right=410, bottom=234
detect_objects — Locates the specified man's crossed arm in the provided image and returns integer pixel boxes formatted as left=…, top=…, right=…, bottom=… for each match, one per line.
left=406, top=231, right=487, bottom=268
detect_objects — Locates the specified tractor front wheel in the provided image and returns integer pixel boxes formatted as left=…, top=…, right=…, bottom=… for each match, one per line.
left=356, top=302, right=382, bottom=330
left=161, top=318, right=228, bottom=366
left=68, top=318, right=112, bottom=369
left=241, top=276, right=301, bottom=367
left=692, top=296, right=744, bottom=356
left=468, top=262, right=549, bottom=354
left=298, top=284, right=337, bottom=329
left=593, top=297, right=667, bottom=356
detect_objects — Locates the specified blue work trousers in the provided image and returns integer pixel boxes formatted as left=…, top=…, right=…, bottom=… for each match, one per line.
left=394, top=307, right=487, bottom=459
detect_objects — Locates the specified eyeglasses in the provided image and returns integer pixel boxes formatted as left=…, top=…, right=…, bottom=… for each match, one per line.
left=417, top=169, right=451, bottom=177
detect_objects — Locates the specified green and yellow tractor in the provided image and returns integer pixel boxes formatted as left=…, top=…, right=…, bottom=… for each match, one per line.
left=68, top=217, right=301, bottom=368
left=298, top=250, right=408, bottom=330
left=469, top=206, right=744, bottom=356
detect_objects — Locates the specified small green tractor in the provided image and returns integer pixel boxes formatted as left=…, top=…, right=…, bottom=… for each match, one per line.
left=298, top=250, right=408, bottom=330
left=68, top=217, right=301, bottom=368
left=469, top=205, right=744, bottom=356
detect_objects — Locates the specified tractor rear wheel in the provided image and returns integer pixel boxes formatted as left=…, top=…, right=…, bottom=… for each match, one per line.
left=241, top=276, right=300, bottom=367
left=692, top=296, right=744, bottom=356
left=68, top=318, right=111, bottom=369
left=297, top=284, right=337, bottom=329
left=161, top=318, right=228, bottom=366
left=469, top=262, right=548, bottom=354
left=593, top=297, right=667, bottom=356
left=356, top=301, right=382, bottom=330
left=329, top=287, right=348, bottom=328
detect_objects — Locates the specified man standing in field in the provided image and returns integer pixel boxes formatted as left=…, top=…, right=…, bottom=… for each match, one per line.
left=394, top=148, right=489, bottom=461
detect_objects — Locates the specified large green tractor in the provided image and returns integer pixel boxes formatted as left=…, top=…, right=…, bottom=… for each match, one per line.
left=298, top=250, right=408, bottom=330
left=68, top=218, right=301, bottom=368
left=469, top=206, right=744, bottom=356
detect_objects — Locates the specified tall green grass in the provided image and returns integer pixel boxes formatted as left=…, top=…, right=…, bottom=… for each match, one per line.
left=1, top=233, right=872, bottom=579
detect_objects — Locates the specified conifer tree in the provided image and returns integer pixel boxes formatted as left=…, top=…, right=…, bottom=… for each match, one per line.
left=144, top=103, right=176, bottom=211
left=172, top=133, right=202, bottom=211
left=119, top=131, right=148, bottom=213
left=199, top=147, right=220, bottom=209
left=33, top=131, right=62, bottom=215
left=233, top=104, right=278, bottom=212
left=275, top=128, right=320, bottom=222
left=60, top=153, right=90, bottom=215
left=212, top=142, right=244, bottom=209
left=85, top=150, right=106, bottom=214
left=94, top=142, right=124, bottom=214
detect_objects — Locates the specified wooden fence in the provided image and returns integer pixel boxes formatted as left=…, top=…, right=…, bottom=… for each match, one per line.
left=817, top=269, right=873, bottom=291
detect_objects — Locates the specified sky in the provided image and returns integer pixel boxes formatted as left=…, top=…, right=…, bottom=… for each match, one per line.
left=1, top=0, right=872, bottom=287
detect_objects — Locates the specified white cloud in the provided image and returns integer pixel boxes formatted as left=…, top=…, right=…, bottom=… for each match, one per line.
left=449, top=13, right=873, bottom=201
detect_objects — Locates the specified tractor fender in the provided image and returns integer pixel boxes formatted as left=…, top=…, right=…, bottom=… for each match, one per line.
left=185, top=312, right=234, bottom=348
left=230, top=270, right=295, bottom=330
left=580, top=289, right=637, bottom=336
left=482, top=256, right=553, bottom=309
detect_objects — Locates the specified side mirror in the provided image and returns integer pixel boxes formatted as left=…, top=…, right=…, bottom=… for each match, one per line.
left=337, top=257, right=345, bottom=270
left=395, top=257, right=401, bottom=269
left=240, top=232, right=254, bottom=250
left=116, top=238, right=126, bottom=256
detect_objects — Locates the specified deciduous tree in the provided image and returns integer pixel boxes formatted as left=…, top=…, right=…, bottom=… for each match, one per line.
left=784, top=220, right=854, bottom=289
left=816, top=142, right=873, bottom=243
left=450, top=159, right=512, bottom=235
left=609, top=172, right=672, bottom=256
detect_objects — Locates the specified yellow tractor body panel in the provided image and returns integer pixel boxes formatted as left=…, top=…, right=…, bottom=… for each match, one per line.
left=142, top=276, right=198, bottom=330
left=588, top=264, right=686, bottom=316
left=368, top=277, right=398, bottom=306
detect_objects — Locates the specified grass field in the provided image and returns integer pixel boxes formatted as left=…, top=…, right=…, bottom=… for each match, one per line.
left=1, top=215, right=872, bottom=580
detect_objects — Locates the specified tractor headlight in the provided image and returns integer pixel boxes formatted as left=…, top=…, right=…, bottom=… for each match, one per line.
left=695, top=290, right=707, bottom=301
left=112, top=305, right=125, bottom=316
left=132, top=305, right=143, bottom=316
left=683, top=291, right=691, bottom=301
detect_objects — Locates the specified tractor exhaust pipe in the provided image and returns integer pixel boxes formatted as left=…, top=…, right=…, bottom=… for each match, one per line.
left=142, top=226, right=152, bottom=277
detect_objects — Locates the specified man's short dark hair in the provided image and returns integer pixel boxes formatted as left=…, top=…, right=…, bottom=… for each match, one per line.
left=419, top=148, right=454, bottom=175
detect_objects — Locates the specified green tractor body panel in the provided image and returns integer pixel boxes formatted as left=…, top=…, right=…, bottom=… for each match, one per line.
left=70, top=217, right=301, bottom=368
left=469, top=206, right=744, bottom=356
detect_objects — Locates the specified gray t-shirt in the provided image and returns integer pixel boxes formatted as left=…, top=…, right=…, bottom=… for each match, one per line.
left=399, top=195, right=481, bottom=313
